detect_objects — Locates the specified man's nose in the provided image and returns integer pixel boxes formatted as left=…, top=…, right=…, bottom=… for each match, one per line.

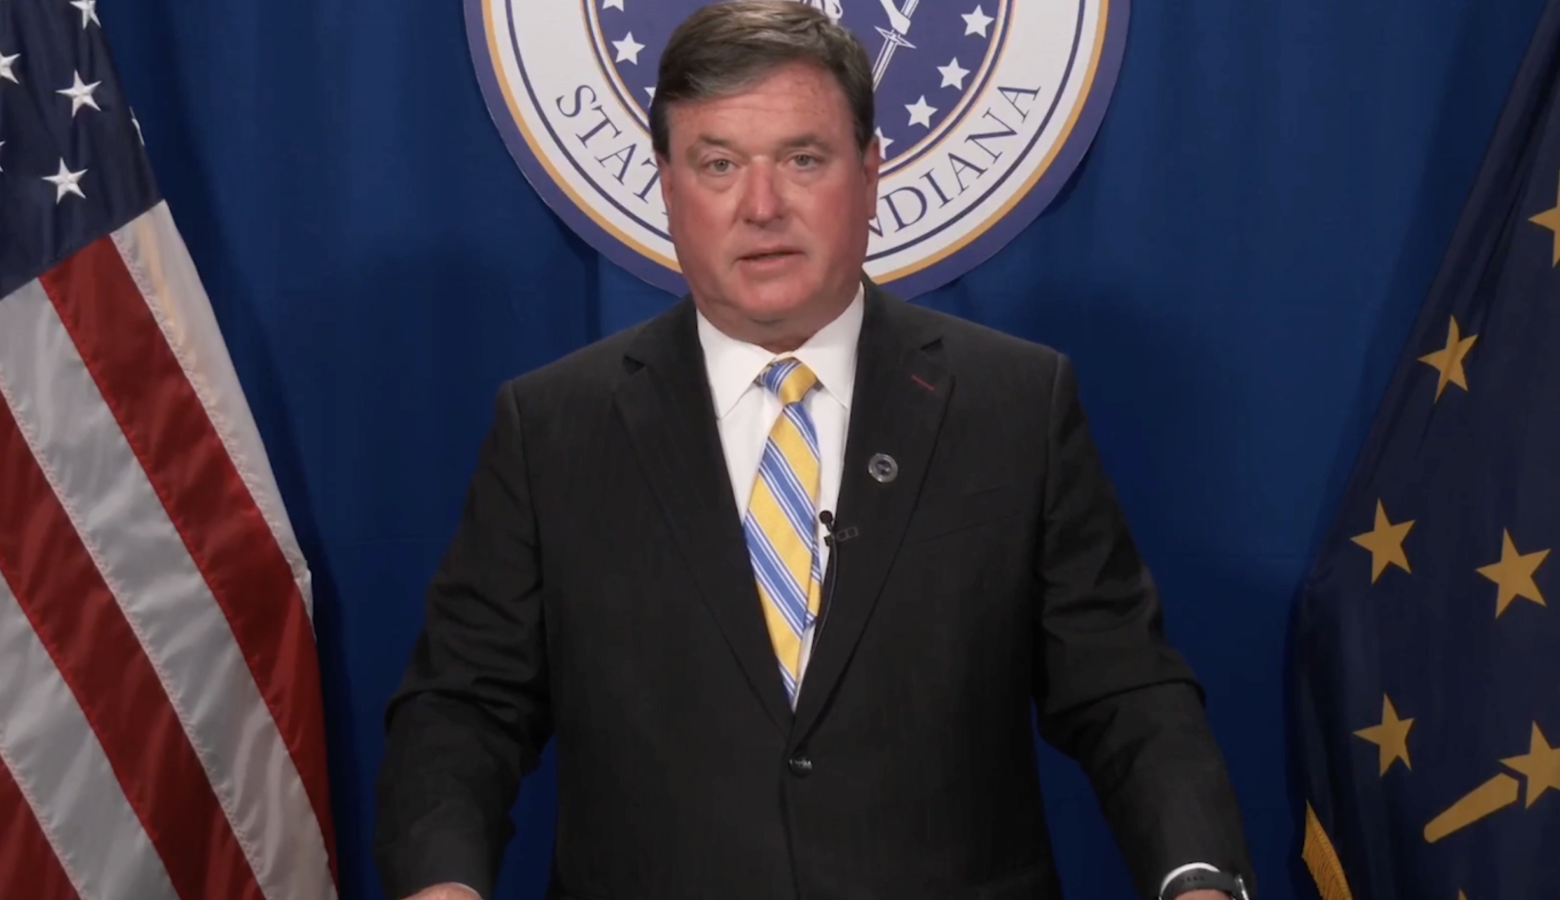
left=739, top=161, right=785, bottom=225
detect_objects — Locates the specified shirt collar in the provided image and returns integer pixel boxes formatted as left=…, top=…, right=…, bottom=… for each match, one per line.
left=696, top=282, right=865, bottom=420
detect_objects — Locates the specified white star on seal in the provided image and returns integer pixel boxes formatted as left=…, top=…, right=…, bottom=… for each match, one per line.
left=875, top=127, right=894, bottom=157
left=613, top=33, right=646, bottom=65
left=963, top=6, right=994, bottom=37
left=70, top=0, right=102, bottom=29
left=905, top=96, right=937, bottom=129
left=58, top=70, right=102, bottom=117
left=938, top=58, right=970, bottom=90
left=645, top=87, right=657, bottom=102
left=44, top=159, right=88, bottom=203
left=602, top=0, right=625, bottom=9
left=0, top=52, right=19, bottom=85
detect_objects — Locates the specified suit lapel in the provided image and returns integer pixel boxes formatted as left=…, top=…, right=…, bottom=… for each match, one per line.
left=792, top=284, right=950, bottom=740
left=614, top=301, right=794, bottom=734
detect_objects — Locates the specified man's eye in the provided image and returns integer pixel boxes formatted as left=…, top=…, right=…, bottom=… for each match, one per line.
left=706, top=159, right=732, bottom=173
left=794, top=154, right=817, bottom=168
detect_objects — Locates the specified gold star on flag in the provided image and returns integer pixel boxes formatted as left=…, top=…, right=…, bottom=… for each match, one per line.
left=1531, top=173, right=1560, bottom=266
left=1501, top=723, right=1560, bottom=807
left=1475, top=529, right=1548, bottom=617
left=1351, top=500, right=1413, bottom=583
left=1417, top=316, right=1477, bottom=400
left=1354, top=694, right=1414, bottom=775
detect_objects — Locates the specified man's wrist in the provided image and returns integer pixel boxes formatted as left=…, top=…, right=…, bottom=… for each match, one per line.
left=402, top=883, right=482, bottom=900
left=1158, top=862, right=1250, bottom=900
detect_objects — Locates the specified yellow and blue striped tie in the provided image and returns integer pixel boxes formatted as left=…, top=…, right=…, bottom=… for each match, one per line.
left=744, top=358, right=823, bottom=706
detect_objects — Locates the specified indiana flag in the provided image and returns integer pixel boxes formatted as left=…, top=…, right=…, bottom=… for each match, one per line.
left=0, top=3, right=337, bottom=899
left=1292, top=1, right=1560, bottom=898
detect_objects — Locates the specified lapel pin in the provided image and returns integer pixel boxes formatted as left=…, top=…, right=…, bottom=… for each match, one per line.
left=868, top=453, right=898, bottom=483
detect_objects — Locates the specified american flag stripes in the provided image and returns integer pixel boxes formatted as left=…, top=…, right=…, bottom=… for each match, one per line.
left=0, top=3, right=338, bottom=898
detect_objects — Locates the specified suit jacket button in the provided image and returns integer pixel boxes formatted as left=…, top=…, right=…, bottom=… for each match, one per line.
left=788, top=753, right=813, bottom=777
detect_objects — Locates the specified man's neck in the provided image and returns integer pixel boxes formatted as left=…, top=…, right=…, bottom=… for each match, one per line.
left=696, top=285, right=862, bottom=354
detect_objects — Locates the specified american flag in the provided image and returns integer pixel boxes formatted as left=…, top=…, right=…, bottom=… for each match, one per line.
left=0, top=3, right=338, bottom=899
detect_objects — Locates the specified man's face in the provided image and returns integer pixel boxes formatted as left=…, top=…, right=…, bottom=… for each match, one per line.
left=659, top=61, right=880, bottom=349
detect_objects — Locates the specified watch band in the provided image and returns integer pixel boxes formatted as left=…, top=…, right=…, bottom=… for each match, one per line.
left=1159, top=867, right=1250, bottom=900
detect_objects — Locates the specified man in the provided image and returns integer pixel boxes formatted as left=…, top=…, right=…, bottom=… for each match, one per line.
left=374, top=3, right=1253, bottom=899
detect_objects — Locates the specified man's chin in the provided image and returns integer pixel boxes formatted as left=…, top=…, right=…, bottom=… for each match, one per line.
left=732, top=292, right=815, bottom=325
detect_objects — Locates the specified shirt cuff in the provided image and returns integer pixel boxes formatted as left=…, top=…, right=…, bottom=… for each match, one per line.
left=1159, top=862, right=1220, bottom=899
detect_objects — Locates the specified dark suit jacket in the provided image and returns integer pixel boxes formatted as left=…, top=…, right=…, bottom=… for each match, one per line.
left=374, top=281, right=1251, bottom=900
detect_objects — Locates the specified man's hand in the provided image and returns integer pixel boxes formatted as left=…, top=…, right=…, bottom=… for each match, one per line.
left=402, top=885, right=481, bottom=900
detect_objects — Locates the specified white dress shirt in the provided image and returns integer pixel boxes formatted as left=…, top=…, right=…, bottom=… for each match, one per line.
left=695, top=284, right=864, bottom=691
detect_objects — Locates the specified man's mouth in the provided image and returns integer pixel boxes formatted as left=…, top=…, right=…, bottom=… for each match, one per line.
left=741, top=248, right=800, bottom=261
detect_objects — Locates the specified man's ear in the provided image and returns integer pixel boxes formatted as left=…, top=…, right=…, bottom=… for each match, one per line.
left=657, top=154, right=675, bottom=236
left=862, top=135, right=882, bottom=204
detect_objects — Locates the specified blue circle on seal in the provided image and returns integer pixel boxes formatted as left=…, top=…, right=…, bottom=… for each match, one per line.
left=465, top=0, right=1129, bottom=298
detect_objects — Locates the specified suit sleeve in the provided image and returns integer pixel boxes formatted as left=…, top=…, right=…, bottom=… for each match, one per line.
left=373, top=381, right=553, bottom=900
left=1030, top=354, right=1252, bottom=899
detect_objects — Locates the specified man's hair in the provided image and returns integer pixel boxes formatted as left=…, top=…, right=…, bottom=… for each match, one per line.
left=650, top=1, right=875, bottom=159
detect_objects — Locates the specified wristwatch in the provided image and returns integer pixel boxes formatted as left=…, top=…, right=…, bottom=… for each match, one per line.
left=1159, top=867, right=1250, bottom=900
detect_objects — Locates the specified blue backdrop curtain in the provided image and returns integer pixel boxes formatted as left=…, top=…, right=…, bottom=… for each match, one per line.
left=95, top=1, right=1550, bottom=898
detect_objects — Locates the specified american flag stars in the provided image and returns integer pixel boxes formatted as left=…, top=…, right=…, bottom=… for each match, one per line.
left=70, top=0, right=102, bottom=30
left=0, top=24, right=117, bottom=210
left=58, top=71, right=102, bottom=117
left=43, top=159, right=88, bottom=203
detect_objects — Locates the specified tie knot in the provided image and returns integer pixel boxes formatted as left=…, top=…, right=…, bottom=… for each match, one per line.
left=761, top=358, right=818, bottom=406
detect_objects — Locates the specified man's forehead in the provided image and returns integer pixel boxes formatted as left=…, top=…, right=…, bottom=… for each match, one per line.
left=665, top=82, right=852, bottom=149
left=687, top=131, right=833, bottom=150
left=669, top=60, right=845, bottom=109
left=676, top=83, right=840, bottom=116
